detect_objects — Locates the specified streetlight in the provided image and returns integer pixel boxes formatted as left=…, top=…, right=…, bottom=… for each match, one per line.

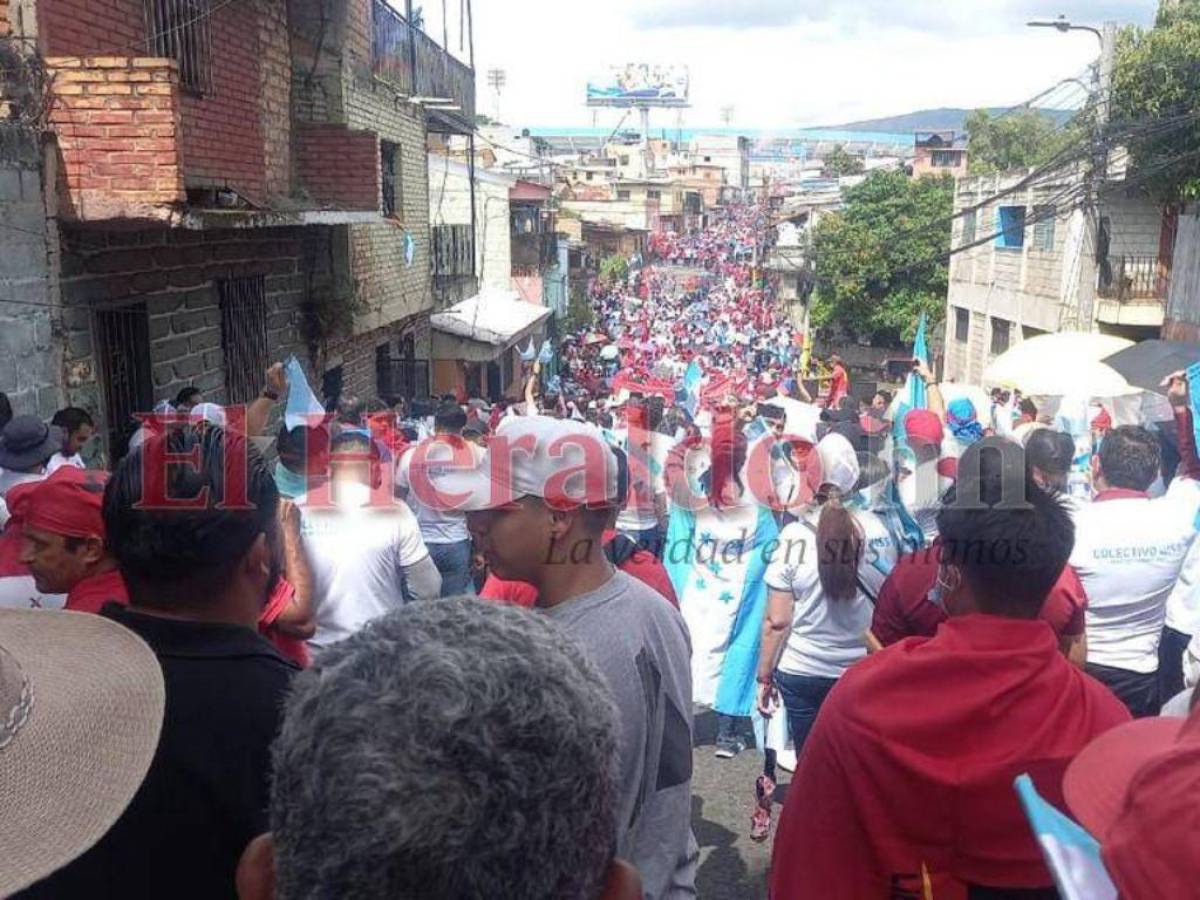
left=1027, top=15, right=1104, bottom=44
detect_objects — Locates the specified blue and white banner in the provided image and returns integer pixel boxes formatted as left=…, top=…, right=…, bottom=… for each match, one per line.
left=1014, top=775, right=1117, bottom=900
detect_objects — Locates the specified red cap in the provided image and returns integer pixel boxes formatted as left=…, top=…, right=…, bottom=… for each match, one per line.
left=903, top=409, right=944, bottom=447
left=24, top=467, right=109, bottom=540
left=1065, top=708, right=1200, bottom=898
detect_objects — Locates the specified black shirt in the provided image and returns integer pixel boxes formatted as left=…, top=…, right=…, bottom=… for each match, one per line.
left=16, top=604, right=299, bottom=900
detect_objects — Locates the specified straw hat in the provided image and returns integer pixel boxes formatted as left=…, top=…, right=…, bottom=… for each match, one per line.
left=0, top=609, right=165, bottom=895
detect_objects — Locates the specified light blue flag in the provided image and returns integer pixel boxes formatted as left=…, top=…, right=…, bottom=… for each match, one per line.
left=902, top=312, right=929, bottom=412
left=1014, top=775, right=1117, bottom=900
left=682, top=360, right=703, bottom=418
left=519, top=338, right=538, bottom=363
left=537, top=339, right=554, bottom=366
left=1188, top=362, right=1200, bottom=528
left=283, top=356, right=326, bottom=431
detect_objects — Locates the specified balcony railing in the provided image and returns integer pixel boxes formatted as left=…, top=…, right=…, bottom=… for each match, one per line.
left=432, top=224, right=474, bottom=278
left=1099, top=254, right=1169, bottom=302
left=371, top=0, right=475, bottom=127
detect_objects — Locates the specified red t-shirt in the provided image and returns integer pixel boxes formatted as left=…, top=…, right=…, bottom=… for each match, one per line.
left=871, top=543, right=1088, bottom=647
left=64, top=569, right=129, bottom=614
left=827, top=363, right=849, bottom=407
left=479, top=538, right=679, bottom=609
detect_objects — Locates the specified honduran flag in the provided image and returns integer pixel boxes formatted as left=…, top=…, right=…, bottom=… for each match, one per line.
left=1014, top=775, right=1116, bottom=900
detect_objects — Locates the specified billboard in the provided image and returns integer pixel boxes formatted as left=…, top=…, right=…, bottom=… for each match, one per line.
left=586, top=64, right=690, bottom=108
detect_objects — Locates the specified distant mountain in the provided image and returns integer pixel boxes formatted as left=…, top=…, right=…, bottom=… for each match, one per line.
left=824, top=107, right=1075, bottom=134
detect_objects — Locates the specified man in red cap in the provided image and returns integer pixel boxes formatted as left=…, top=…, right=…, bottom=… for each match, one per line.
left=20, top=467, right=127, bottom=614
left=1064, top=700, right=1200, bottom=897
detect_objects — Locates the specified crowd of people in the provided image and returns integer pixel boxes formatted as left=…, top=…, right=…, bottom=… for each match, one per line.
left=3, top=203, right=1200, bottom=900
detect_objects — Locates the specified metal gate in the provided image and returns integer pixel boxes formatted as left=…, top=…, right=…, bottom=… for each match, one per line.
left=218, top=275, right=269, bottom=405
left=95, top=304, right=154, bottom=460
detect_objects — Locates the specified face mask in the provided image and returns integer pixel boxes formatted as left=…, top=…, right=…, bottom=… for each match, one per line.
left=928, top=565, right=958, bottom=611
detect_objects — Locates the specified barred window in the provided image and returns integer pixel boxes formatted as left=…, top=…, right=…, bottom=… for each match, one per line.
left=144, top=0, right=214, bottom=95
left=381, top=140, right=402, bottom=219
left=218, top=276, right=269, bottom=404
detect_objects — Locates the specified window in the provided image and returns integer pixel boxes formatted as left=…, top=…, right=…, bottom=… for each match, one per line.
left=95, top=303, right=153, bottom=459
left=381, top=140, right=402, bottom=219
left=647, top=189, right=661, bottom=200
left=616, top=189, right=631, bottom=201
left=586, top=172, right=594, bottom=182
left=619, top=155, right=630, bottom=166
left=144, top=0, right=214, bottom=95
left=704, top=155, right=712, bottom=162
left=218, top=276, right=269, bottom=404
left=1023, top=325, right=1047, bottom=341
left=955, top=307, right=970, bottom=343
left=931, top=150, right=960, bottom=168
left=322, top=366, right=344, bottom=411
left=996, top=206, right=1026, bottom=250
left=962, top=209, right=977, bottom=245
left=1032, top=205, right=1056, bottom=252
left=990, top=318, right=1011, bottom=356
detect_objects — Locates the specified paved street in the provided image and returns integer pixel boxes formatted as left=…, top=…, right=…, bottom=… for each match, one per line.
left=690, top=710, right=791, bottom=900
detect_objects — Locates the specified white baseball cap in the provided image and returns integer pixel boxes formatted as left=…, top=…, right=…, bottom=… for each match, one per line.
left=430, top=415, right=622, bottom=512
left=808, top=433, right=861, bottom=496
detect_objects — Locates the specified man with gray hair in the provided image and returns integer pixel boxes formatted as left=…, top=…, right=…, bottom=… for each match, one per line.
left=235, top=599, right=643, bottom=900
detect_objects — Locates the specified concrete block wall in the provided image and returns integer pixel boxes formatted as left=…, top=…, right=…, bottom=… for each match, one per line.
left=46, top=57, right=185, bottom=221
left=0, top=126, right=62, bottom=418
left=58, top=224, right=333, bottom=442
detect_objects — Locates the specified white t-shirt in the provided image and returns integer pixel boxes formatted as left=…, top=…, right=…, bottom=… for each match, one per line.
left=0, top=576, right=65, bottom=610
left=397, top=439, right=483, bottom=545
left=1167, top=509, right=1200, bottom=636
left=765, top=509, right=897, bottom=679
left=301, top=481, right=430, bottom=649
left=1070, top=476, right=1200, bottom=673
left=614, top=429, right=669, bottom=532
left=46, top=452, right=84, bottom=475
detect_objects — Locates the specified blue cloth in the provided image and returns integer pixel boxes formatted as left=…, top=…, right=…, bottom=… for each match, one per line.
left=283, top=356, right=326, bottom=431
left=274, top=461, right=309, bottom=500
left=1014, top=775, right=1117, bottom=900
left=537, top=339, right=554, bottom=366
left=946, top=397, right=985, bottom=444
left=682, top=360, right=703, bottom=418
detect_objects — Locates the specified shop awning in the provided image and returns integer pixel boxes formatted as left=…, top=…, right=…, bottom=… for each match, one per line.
left=431, top=289, right=552, bottom=362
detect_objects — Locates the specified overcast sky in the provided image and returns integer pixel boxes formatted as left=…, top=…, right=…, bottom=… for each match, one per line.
left=448, top=0, right=1159, bottom=130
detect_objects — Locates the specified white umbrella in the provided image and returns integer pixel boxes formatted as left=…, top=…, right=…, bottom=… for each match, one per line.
left=767, top=395, right=821, bottom=444
left=599, top=345, right=620, bottom=361
left=983, top=332, right=1138, bottom=398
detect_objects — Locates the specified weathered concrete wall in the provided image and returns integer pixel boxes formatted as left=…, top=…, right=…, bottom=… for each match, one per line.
left=58, top=223, right=333, bottom=442
left=0, top=126, right=61, bottom=417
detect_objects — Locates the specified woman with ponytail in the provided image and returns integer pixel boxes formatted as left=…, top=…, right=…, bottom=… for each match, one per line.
left=756, top=432, right=897, bottom=763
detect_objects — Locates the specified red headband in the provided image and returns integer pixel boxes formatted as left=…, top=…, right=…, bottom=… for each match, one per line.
left=24, top=467, right=108, bottom=540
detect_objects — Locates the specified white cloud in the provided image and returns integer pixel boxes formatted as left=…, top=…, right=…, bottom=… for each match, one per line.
left=469, top=0, right=1159, bottom=130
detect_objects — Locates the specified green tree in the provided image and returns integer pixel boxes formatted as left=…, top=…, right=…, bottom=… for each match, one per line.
left=598, top=254, right=629, bottom=286
left=1112, top=6, right=1200, bottom=201
left=965, top=109, right=1073, bottom=175
left=822, top=144, right=865, bottom=178
left=808, top=170, right=954, bottom=343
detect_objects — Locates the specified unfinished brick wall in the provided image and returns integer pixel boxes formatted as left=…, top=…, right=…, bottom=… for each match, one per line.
left=295, top=124, right=379, bottom=209
left=46, top=57, right=186, bottom=221
left=39, top=0, right=143, bottom=56
left=40, top=0, right=296, bottom=206
left=324, top=313, right=431, bottom=402
left=58, top=224, right=334, bottom=443
left=178, top=0, right=266, bottom=200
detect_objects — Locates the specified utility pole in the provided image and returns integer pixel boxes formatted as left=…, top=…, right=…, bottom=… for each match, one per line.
left=1028, top=16, right=1117, bottom=332
left=486, top=67, right=506, bottom=122
left=1076, top=22, right=1118, bottom=332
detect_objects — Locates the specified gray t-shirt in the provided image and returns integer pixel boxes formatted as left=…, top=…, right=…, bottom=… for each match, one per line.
left=542, top=569, right=698, bottom=900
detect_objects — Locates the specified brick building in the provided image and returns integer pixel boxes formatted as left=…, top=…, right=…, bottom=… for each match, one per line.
left=0, top=0, right=474, bottom=458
